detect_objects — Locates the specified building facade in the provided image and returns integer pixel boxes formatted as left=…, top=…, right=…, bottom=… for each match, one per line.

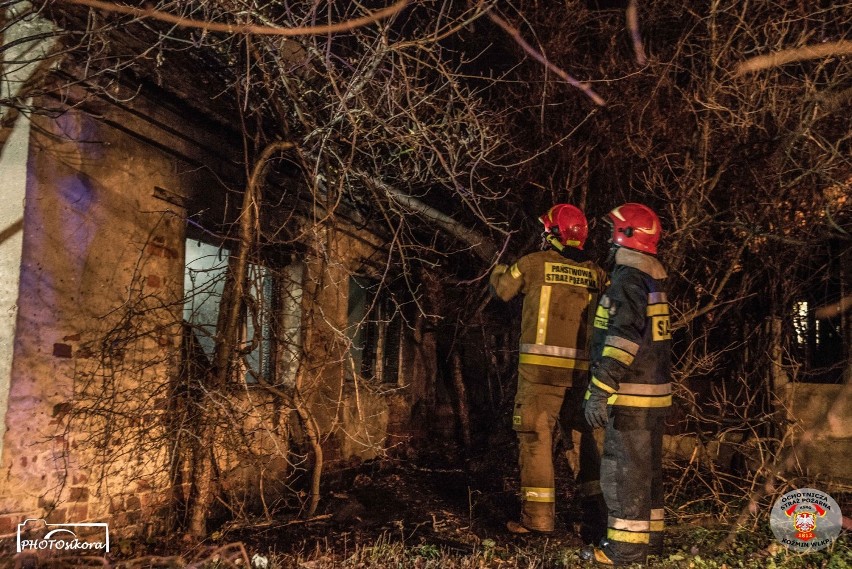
left=0, top=67, right=439, bottom=540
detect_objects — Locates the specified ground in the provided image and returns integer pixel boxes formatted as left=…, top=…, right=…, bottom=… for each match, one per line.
left=190, top=441, right=850, bottom=569
left=5, top=439, right=850, bottom=567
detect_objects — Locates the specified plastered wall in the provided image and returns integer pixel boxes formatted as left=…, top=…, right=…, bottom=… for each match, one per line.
left=0, top=93, right=229, bottom=537
left=0, top=108, right=28, bottom=465
left=0, top=86, right=430, bottom=541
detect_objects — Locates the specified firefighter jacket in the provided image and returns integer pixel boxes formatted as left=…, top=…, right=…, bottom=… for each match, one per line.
left=589, top=247, right=672, bottom=415
left=490, top=248, right=605, bottom=387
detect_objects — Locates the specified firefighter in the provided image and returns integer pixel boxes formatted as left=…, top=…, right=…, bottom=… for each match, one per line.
left=583, top=203, right=671, bottom=566
left=490, top=204, right=606, bottom=537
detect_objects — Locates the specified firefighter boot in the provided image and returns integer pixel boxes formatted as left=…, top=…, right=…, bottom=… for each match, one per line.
left=509, top=499, right=555, bottom=534
left=579, top=542, right=620, bottom=567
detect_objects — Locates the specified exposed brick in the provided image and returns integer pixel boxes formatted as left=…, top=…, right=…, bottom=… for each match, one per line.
left=68, top=504, right=88, bottom=521
left=72, top=473, right=89, bottom=485
left=157, top=335, right=169, bottom=347
left=53, top=343, right=73, bottom=358
left=38, top=496, right=55, bottom=509
left=136, top=478, right=152, bottom=491
left=69, top=487, right=89, bottom=502
left=109, top=496, right=124, bottom=514
left=153, top=236, right=165, bottom=245
left=62, top=333, right=81, bottom=342
left=139, top=492, right=167, bottom=511
left=0, top=515, right=16, bottom=534
left=20, top=456, right=27, bottom=468
left=52, top=402, right=72, bottom=418
left=126, top=510, right=141, bottom=525
left=146, top=275, right=161, bottom=288
left=126, top=496, right=141, bottom=511
left=45, top=508, right=67, bottom=524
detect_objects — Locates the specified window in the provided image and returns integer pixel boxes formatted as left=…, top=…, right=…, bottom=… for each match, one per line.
left=346, top=276, right=402, bottom=384
left=791, top=298, right=843, bottom=383
left=184, top=240, right=229, bottom=362
left=277, top=262, right=304, bottom=387
left=793, top=301, right=811, bottom=347
left=243, top=263, right=275, bottom=384
left=183, top=238, right=303, bottom=385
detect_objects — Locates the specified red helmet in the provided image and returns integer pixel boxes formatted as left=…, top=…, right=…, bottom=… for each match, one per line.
left=607, top=203, right=661, bottom=255
left=539, top=204, right=588, bottom=250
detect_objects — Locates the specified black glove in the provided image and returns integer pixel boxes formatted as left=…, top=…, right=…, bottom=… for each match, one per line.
left=584, top=384, right=611, bottom=429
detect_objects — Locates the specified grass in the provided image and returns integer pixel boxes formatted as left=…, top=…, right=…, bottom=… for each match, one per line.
left=247, top=524, right=849, bottom=569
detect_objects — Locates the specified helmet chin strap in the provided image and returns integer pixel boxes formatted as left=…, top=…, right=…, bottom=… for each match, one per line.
left=606, top=244, right=619, bottom=266
left=545, top=233, right=565, bottom=252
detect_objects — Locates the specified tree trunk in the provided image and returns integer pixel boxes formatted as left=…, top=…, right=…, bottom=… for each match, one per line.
left=451, top=351, right=472, bottom=450
left=185, top=141, right=295, bottom=538
left=767, top=316, right=788, bottom=409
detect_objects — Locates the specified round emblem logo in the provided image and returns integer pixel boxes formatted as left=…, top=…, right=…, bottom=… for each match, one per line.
left=770, top=488, right=842, bottom=552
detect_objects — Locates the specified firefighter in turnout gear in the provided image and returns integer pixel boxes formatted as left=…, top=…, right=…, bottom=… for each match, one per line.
left=490, top=204, right=607, bottom=537
left=583, top=203, right=671, bottom=566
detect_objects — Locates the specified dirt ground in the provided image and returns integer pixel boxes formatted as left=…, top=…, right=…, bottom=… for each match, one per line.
left=5, top=434, right=849, bottom=567
left=206, top=436, right=851, bottom=568
left=218, top=439, right=588, bottom=558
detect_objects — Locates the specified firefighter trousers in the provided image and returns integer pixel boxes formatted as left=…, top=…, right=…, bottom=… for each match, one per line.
left=512, top=367, right=603, bottom=534
left=599, top=412, right=665, bottom=565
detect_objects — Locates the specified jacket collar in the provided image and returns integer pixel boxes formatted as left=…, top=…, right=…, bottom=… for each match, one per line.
left=615, top=247, right=667, bottom=279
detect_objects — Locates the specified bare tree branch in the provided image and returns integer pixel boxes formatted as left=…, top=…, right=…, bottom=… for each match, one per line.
left=734, top=40, right=852, bottom=76
left=481, top=6, right=606, bottom=106
left=626, top=0, right=647, bottom=66
left=55, top=0, right=409, bottom=36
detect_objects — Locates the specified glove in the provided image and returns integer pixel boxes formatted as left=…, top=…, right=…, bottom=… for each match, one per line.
left=584, top=385, right=611, bottom=429
left=489, top=264, right=509, bottom=289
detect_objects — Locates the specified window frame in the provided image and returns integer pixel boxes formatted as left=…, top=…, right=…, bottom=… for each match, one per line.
left=346, top=275, right=403, bottom=386
left=183, top=235, right=304, bottom=387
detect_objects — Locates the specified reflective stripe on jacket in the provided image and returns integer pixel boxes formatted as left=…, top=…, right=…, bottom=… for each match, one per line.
left=589, top=248, right=671, bottom=411
left=491, top=249, right=605, bottom=386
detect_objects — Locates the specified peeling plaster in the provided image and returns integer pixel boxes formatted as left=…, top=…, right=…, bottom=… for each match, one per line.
left=0, top=111, right=28, bottom=459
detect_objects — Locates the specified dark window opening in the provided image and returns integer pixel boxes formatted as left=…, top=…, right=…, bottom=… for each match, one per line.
left=347, top=276, right=402, bottom=385
left=791, top=299, right=845, bottom=383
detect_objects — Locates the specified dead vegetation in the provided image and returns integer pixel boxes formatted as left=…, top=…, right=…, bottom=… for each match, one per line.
left=1, top=0, right=850, bottom=558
